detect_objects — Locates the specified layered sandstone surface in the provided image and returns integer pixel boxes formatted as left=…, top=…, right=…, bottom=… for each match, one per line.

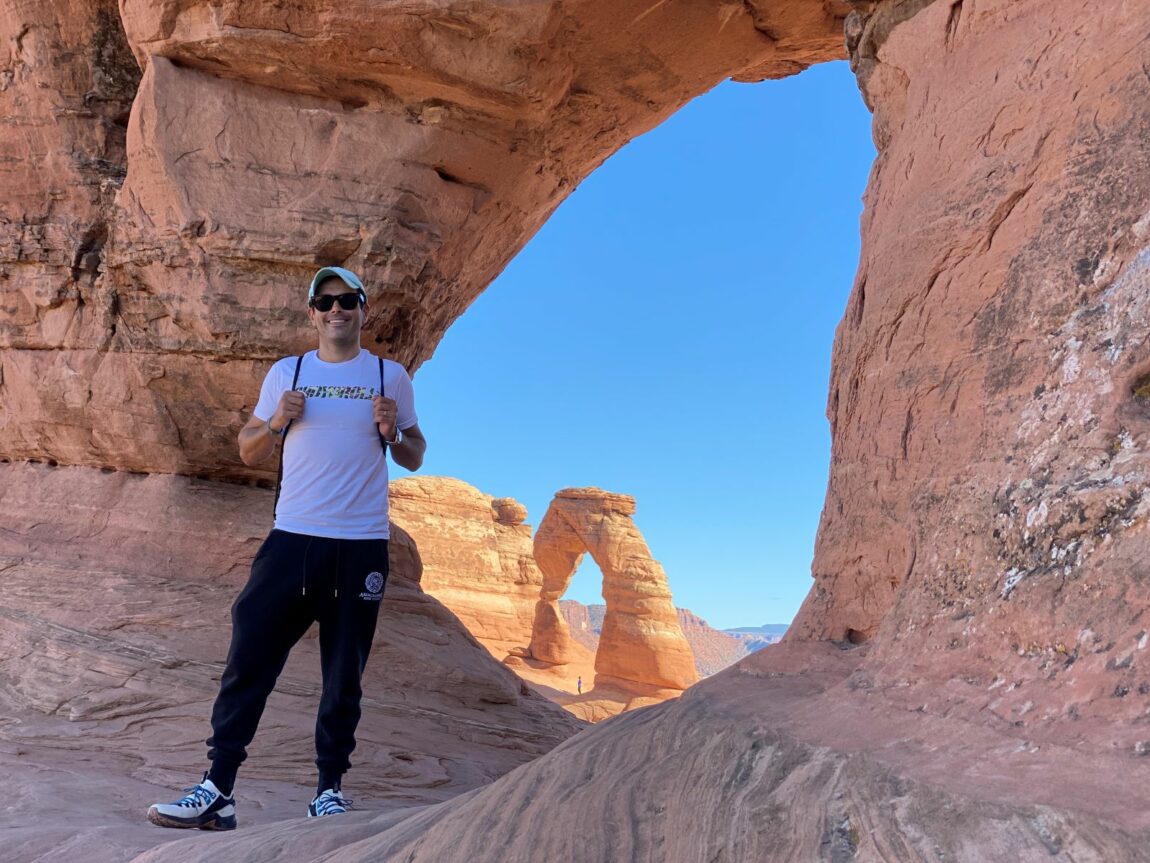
left=529, top=488, right=699, bottom=696
left=388, top=476, right=542, bottom=656
left=115, top=644, right=1150, bottom=863
left=0, top=463, right=582, bottom=861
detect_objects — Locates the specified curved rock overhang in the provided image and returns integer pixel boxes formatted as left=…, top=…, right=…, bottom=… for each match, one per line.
left=0, top=0, right=848, bottom=478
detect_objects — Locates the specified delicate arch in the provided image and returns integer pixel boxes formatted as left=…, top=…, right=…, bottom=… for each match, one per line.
left=528, top=488, right=697, bottom=693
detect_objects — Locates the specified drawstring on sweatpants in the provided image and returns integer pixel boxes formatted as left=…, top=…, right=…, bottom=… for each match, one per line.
left=301, top=537, right=314, bottom=596
left=299, top=537, right=341, bottom=599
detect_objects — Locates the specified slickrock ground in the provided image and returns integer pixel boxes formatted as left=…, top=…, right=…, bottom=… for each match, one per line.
left=99, top=644, right=1150, bottom=862
left=0, top=463, right=582, bottom=862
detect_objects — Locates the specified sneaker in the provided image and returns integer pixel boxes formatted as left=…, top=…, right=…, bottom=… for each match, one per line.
left=308, top=788, right=352, bottom=817
left=147, top=775, right=237, bottom=830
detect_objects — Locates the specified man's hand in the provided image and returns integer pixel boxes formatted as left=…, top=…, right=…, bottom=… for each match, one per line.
left=373, top=395, right=399, bottom=441
left=238, top=390, right=305, bottom=466
left=374, top=395, right=426, bottom=471
left=270, top=391, right=305, bottom=434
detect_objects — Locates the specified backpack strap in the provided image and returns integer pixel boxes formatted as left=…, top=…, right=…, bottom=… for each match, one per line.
left=378, top=355, right=390, bottom=455
left=272, top=355, right=304, bottom=517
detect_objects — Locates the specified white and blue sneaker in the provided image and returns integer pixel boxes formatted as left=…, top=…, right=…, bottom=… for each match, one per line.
left=147, top=775, right=237, bottom=830
left=308, top=788, right=352, bottom=817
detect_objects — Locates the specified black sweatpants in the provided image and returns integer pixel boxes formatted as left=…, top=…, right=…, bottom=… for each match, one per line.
left=206, top=529, right=387, bottom=783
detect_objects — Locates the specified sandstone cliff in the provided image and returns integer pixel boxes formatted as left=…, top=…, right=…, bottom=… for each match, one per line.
left=388, top=476, right=542, bottom=656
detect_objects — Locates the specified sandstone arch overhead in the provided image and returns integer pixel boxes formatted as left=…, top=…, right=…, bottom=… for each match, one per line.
left=0, top=0, right=848, bottom=479
left=529, top=488, right=698, bottom=694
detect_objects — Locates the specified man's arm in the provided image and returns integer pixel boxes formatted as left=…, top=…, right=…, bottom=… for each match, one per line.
left=389, top=422, right=426, bottom=472
left=238, top=391, right=305, bottom=466
left=237, top=415, right=279, bottom=466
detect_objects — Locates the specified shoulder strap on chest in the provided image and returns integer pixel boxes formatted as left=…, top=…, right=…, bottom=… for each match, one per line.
left=272, top=355, right=304, bottom=519
left=378, top=355, right=390, bottom=455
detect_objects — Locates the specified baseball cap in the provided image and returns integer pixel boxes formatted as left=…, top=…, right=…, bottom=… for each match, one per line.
left=309, top=266, right=366, bottom=301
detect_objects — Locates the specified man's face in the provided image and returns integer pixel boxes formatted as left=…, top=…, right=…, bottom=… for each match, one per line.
left=307, top=277, right=366, bottom=345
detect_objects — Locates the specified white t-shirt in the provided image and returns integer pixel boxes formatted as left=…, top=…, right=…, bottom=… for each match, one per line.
left=253, top=349, right=417, bottom=540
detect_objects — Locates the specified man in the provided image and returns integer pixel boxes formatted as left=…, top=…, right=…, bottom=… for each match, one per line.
left=147, top=266, right=426, bottom=830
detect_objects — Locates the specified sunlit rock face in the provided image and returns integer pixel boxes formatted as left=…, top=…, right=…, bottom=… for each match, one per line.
left=389, top=478, right=700, bottom=720
left=529, top=487, right=699, bottom=694
left=792, top=0, right=1150, bottom=741
left=388, top=475, right=542, bottom=653
left=0, top=0, right=847, bottom=478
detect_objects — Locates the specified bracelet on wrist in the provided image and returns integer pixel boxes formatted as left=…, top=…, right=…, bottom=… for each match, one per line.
left=266, top=418, right=286, bottom=437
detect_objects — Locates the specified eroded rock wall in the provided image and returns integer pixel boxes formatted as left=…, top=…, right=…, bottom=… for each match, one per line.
left=388, top=475, right=542, bottom=651
left=790, top=0, right=1150, bottom=738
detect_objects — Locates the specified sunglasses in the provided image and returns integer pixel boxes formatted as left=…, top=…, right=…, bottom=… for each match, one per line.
left=309, top=292, right=364, bottom=312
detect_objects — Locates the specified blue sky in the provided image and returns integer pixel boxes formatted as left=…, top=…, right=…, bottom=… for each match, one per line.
left=401, top=61, right=876, bottom=631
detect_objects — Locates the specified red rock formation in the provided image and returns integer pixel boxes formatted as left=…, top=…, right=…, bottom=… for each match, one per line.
left=559, top=599, right=602, bottom=654
left=529, top=488, right=698, bottom=694
left=675, top=608, right=757, bottom=677
left=786, top=0, right=1150, bottom=748
left=0, top=0, right=845, bottom=477
left=390, top=479, right=697, bottom=720
left=388, top=476, right=541, bottom=654
left=10, top=0, right=1150, bottom=858
left=0, top=462, right=583, bottom=860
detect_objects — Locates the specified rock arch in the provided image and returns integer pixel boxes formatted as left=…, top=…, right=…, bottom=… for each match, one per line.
left=528, top=488, right=698, bottom=694
left=0, top=0, right=847, bottom=478
left=7, top=0, right=1150, bottom=858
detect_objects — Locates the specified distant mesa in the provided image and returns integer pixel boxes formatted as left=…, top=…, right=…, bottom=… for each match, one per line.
left=725, top=624, right=790, bottom=636
left=723, top=623, right=788, bottom=655
left=562, top=602, right=788, bottom=678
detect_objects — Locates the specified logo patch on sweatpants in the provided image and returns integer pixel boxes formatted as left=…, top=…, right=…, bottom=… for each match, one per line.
left=360, top=571, right=385, bottom=601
